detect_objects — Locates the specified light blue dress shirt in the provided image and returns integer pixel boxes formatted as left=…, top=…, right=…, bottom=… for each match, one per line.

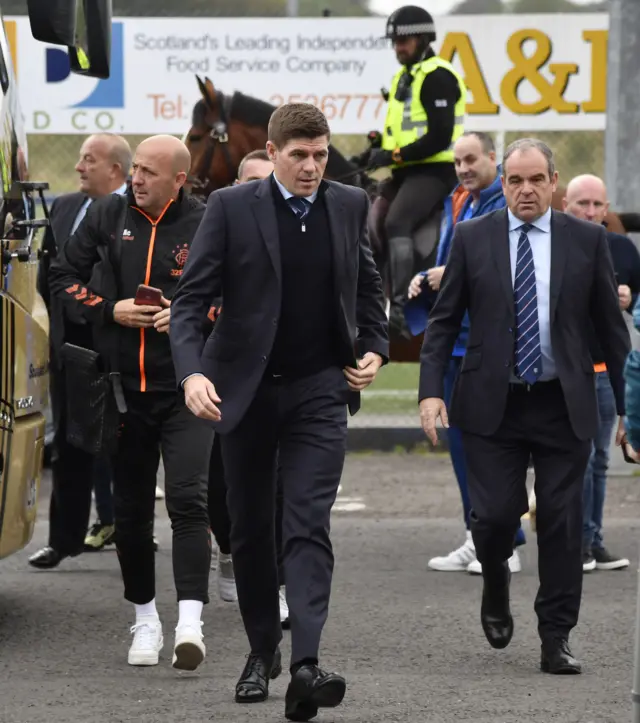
left=272, top=173, right=318, bottom=204
left=508, top=206, right=556, bottom=381
left=70, top=181, right=128, bottom=235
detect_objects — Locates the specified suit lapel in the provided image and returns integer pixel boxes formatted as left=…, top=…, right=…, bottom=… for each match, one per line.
left=250, top=178, right=281, bottom=285
left=52, top=193, right=88, bottom=253
left=323, top=183, right=347, bottom=294
left=549, top=209, right=568, bottom=322
left=492, top=209, right=515, bottom=317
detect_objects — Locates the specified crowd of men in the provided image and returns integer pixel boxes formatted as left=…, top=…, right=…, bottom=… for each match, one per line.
left=26, top=4, right=640, bottom=721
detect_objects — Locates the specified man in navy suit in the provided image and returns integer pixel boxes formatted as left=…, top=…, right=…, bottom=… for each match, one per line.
left=170, top=103, right=388, bottom=721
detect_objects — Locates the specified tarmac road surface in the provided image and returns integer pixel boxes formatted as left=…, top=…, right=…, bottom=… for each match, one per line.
left=1, top=451, right=639, bottom=723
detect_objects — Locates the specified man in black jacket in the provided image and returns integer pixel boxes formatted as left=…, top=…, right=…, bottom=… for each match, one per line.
left=170, top=103, right=388, bottom=720
left=563, top=173, right=640, bottom=573
left=48, top=134, right=214, bottom=673
left=30, top=132, right=131, bottom=569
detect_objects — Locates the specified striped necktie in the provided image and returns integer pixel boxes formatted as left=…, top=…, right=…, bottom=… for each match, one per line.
left=513, top=223, right=542, bottom=384
left=287, top=196, right=311, bottom=222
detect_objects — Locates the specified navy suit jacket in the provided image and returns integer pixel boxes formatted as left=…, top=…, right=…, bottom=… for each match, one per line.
left=169, top=176, right=389, bottom=434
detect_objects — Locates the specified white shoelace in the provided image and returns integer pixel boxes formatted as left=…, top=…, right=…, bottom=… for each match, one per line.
left=130, top=622, right=159, bottom=649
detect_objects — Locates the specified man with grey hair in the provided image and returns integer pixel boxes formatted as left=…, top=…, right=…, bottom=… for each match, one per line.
left=31, top=132, right=133, bottom=570
left=418, top=137, right=630, bottom=674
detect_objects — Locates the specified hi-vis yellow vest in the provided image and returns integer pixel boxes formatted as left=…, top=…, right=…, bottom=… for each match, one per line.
left=382, top=56, right=466, bottom=168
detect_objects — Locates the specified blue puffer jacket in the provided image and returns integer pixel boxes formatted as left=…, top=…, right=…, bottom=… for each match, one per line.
left=404, top=169, right=506, bottom=356
left=624, top=302, right=640, bottom=450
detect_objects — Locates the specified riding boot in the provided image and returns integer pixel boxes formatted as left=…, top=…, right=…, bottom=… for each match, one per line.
left=387, top=236, right=415, bottom=339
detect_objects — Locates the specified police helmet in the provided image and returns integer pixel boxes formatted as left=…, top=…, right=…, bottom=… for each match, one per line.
left=384, top=5, right=436, bottom=44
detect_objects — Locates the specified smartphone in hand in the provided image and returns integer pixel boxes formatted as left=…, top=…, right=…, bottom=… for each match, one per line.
left=134, top=284, right=163, bottom=307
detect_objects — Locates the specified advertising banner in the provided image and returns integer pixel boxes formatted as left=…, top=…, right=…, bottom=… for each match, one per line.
left=4, top=14, right=608, bottom=135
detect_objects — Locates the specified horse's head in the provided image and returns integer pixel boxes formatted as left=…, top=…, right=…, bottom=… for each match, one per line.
left=184, top=76, right=269, bottom=197
left=184, top=75, right=378, bottom=198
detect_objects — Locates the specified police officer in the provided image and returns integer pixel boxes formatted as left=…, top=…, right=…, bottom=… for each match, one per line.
left=368, top=5, right=466, bottom=334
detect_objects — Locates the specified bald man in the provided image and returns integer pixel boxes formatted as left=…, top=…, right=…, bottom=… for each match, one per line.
left=49, top=134, right=215, bottom=671
left=563, top=174, right=640, bottom=573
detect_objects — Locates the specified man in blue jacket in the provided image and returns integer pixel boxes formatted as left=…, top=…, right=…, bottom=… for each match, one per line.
left=405, top=131, right=526, bottom=574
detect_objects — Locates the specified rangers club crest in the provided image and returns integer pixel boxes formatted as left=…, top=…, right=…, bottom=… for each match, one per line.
left=172, top=243, right=189, bottom=277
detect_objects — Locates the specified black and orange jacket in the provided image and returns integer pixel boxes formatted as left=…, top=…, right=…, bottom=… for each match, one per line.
left=49, top=186, right=215, bottom=392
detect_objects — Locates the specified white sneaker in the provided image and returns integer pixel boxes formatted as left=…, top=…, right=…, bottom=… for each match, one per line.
left=217, top=551, right=238, bottom=603
left=428, top=534, right=476, bottom=571
left=279, top=586, right=290, bottom=628
left=172, top=621, right=206, bottom=671
left=467, top=549, right=522, bottom=575
left=155, top=485, right=165, bottom=500
left=128, top=616, right=163, bottom=666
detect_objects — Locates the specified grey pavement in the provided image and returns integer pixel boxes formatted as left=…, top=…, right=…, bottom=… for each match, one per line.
left=1, top=452, right=639, bottom=723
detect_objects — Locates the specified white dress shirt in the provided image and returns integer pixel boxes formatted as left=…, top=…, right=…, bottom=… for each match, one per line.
left=508, top=206, right=556, bottom=381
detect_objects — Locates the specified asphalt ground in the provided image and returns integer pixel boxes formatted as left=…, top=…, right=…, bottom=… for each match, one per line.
left=1, top=451, right=639, bottom=723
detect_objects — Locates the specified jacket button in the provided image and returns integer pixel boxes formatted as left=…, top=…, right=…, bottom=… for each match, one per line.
left=261, top=355, right=267, bottom=363
left=505, top=361, right=509, bottom=367
left=272, top=319, right=277, bottom=325
left=508, top=327, right=513, bottom=333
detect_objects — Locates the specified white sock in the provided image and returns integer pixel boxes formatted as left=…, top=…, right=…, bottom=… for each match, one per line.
left=178, top=600, right=203, bottom=627
left=135, top=599, right=158, bottom=621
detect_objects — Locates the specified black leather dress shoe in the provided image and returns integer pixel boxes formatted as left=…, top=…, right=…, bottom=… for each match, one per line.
left=285, top=664, right=346, bottom=722
left=480, top=563, right=513, bottom=649
left=28, top=547, right=68, bottom=569
left=540, top=638, right=582, bottom=674
left=235, top=646, right=282, bottom=703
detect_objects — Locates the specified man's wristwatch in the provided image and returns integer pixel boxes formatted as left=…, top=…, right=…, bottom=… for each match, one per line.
left=391, top=147, right=403, bottom=164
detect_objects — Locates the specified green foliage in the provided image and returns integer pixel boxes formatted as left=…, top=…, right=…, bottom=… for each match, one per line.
left=508, top=0, right=608, bottom=11
left=451, top=0, right=609, bottom=12
left=451, top=0, right=506, bottom=13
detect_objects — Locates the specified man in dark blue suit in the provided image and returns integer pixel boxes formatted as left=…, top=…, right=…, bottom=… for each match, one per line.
left=170, top=103, right=389, bottom=721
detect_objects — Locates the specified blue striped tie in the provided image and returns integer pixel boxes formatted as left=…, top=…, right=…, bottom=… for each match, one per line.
left=514, top=223, right=542, bottom=384
left=287, top=196, right=311, bottom=221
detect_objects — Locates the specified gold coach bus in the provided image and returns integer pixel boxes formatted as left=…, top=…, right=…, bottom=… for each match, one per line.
left=0, top=0, right=112, bottom=560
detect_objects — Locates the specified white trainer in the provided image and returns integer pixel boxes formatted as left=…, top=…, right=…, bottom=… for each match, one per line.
left=217, top=552, right=238, bottom=603
left=428, top=534, right=476, bottom=571
left=172, top=621, right=206, bottom=671
left=467, top=549, right=522, bottom=575
left=279, top=586, right=290, bottom=628
left=128, top=616, right=163, bottom=666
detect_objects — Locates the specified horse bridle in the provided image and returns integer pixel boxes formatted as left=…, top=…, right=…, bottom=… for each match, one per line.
left=188, top=90, right=237, bottom=195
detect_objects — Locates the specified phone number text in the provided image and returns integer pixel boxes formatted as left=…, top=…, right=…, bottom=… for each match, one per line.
left=269, top=94, right=387, bottom=122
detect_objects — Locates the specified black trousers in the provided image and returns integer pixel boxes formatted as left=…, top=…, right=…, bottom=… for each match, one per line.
left=462, top=380, right=591, bottom=642
left=208, top=434, right=285, bottom=586
left=221, top=366, right=348, bottom=664
left=382, top=168, right=456, bottom=241
left=113, top=391, right=214, bottom=605
left=47, top=364, right=94, bottom=555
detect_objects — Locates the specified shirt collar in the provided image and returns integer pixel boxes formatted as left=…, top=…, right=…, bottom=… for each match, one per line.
left=508, top=206, right=552, bottom=233
left=87, top=182, right=128, bottom=202
left=272, top=172, right=318, bottom=203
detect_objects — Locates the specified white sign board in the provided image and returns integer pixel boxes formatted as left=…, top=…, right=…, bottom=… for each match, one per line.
left=5, top=14, right=609, bottom=135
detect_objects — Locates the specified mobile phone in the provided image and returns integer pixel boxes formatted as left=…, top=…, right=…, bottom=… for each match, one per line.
left=134, top=284, right=163, bottom=307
